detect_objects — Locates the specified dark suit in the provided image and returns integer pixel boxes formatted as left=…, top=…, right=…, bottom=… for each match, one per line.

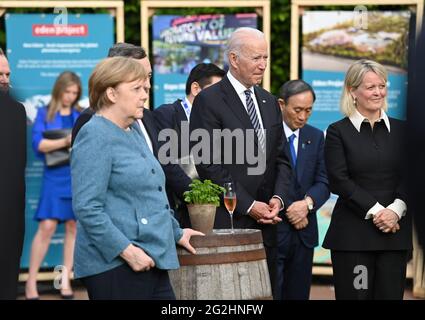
left=153, top=100, right=193, bottom=227
left=71, top=107, right=191, bottom=214
left=276, top=124, right=329, bottom=300
left=0, top=92, right=26, bottom=299
left=324, top=117, right=411, bottom=300
left=189, top=76, right=292, bottom=295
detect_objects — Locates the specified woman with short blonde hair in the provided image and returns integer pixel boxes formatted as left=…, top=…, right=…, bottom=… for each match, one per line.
left=71, top=56, right=202, bottom=300
left=340, top=59, right=388, bottom=117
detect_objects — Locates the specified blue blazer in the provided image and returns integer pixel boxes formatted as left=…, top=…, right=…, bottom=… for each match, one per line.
left=279, top=124, right=330, bottom=248
left=71, top=116, right=183, bottom=279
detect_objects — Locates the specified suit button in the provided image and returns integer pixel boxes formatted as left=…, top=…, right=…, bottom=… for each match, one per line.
left=165, top=204, right=169, bottom=209
left=158, top=186, right=162, bottom=191
left=141, top=218, right=148, bottom=225
left=151, top=169, right=155, bottom=174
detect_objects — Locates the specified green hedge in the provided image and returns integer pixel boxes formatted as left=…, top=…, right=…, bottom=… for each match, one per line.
left=0, top=1, right=408, bottom=95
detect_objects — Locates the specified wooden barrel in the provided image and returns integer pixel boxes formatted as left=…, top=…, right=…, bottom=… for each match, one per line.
left=169, top=229, right=272, bottom=300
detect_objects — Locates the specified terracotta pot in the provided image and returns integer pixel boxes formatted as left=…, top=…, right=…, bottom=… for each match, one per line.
left=187, top=204, right=216, bottom=235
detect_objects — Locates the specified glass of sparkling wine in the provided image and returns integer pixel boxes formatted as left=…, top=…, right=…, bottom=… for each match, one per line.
left=223, top=182, right=237, bottom=234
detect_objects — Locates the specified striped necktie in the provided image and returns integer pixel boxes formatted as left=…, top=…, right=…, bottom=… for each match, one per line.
left=244, top=89, right=265, bottom=152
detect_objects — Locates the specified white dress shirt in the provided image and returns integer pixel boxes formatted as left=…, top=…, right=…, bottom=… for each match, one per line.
left=137, top=119, right=153, bottom=154
left=348, top=108, right=406, bottom=220
left=227, top=71, right=265, bottom=132
left=283, top=121, right=300, bottom=156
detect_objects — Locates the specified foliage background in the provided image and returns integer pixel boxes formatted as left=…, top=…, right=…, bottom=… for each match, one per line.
left=0, top=0, right=410, bottom=95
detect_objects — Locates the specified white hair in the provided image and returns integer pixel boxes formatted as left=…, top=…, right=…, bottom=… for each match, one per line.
left=226, top=27, right=265, bottom=56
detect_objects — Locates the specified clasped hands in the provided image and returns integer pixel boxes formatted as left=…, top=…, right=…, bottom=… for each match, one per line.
left=286, top=200, right=309, bottom=230
left=373, top=209, right=400, bottom=233
left=250, top=198, right=283, bottom=225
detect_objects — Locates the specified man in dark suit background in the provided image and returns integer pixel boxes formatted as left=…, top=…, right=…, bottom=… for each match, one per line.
left=71, top=43, right=191, bottom=214
left=275, top=80, right=330, bottom=300
left=0, top=48, right=27, bottom=299
left=189, top=28, right=292, bottom=296
left=153, top=63, right=225, bottom=227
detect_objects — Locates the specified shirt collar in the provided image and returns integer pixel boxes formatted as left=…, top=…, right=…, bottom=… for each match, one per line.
left=183, top=96, right=192, bottom=111
left=282, top=121, right=300, bottom=140
left=349, top=108, right=390, bottom=132
left=227, top=71, right=254, bottom=96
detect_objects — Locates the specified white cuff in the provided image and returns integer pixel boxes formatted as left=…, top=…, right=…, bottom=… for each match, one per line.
left=387, top=199, right=407, bottom=220
left=365, top=202, right=385, bottom=220
left=272, top=195, right=285, bottom=211
left=247, top=201, right=256, bottom=215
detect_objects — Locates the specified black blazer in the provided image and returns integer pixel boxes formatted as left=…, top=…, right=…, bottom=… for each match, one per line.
left=153, top=100, right=194, bottom=227
left=279, top=124, right=330, bottom=248
left=0, top=92, right=26, bottom=299
left=153, top=99, right=188, bottom=158
left=323, top=117, right=411, bottom=251
left=71, top=107, right=191, bottom=209
left=189, top=76, right=292, bottom=246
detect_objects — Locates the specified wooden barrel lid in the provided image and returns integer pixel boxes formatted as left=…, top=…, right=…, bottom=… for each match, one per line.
left=187, top=228, right=264, bottom=248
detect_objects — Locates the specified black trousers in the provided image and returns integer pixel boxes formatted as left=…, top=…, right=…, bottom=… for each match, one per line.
left=331, top=250, right=408, bottom=300
left=81, top=264, right=176, bottom=300
left=276, top=230, right=314, bottom=300
left=0, top=254, right=20, bottom=299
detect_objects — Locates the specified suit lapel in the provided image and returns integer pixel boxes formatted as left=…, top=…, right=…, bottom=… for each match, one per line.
left=254, top=87, right=275, bottom=157
left=221, top=77, right=254, bottom=132
left=221, top=77, right=260, bottom=150
left=296, top=127, right=308, bottom=182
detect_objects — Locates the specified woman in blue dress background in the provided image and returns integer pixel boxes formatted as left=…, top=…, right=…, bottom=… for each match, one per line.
left=25, top=71, right=82, bottom=300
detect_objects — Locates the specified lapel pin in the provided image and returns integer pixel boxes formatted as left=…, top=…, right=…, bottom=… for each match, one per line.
left=262, top=100, right=266, bottom=103
left=302, top=140, right=311, bottom=149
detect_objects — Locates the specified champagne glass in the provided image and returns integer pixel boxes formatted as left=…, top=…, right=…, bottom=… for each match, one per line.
left=223, top=182, right=237, bottom=234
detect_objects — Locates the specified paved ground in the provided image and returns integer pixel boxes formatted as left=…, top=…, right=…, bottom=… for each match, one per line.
left=17, top=278, right=423, bottom=300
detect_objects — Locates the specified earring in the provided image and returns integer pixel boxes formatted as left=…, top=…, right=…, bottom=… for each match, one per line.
left=353, top=97, right=357, bottom=107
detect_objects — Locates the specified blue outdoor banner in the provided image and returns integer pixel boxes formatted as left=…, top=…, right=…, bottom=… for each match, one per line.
left=301, top=10, right=411, bottom=264
left=152, top=14, right=257, bottom=107
left=6, top=13, right=114, bottom=269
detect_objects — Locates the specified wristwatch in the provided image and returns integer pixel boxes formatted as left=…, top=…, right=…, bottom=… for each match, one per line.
left=305, top=196, right=314, bottom=212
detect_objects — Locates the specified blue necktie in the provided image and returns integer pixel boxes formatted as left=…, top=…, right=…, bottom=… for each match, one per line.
left=244, top=90, right=265, bottom=151
left=288, top=133, right=297, bottom=168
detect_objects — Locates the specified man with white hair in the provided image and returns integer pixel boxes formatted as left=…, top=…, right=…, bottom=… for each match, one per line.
left=189, top=28, right=292, bottom=297
left=0, top=47, right=27, bottom=299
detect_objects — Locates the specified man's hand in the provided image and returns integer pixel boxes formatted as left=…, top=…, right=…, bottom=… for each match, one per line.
left=120, top=244, right=155, bottom=272
left=249, top=201, right=273, bottom=221
left=254, top=199, right=282, bottom=225
left=286, top=200, right=309, bottom=225
left=178, top=228, right=205, bottom=254
left=293, top=217, right=309, bottom=230
left=373, top=209, right=399, bottom=233
left=391, top=222, right=400, bottom=233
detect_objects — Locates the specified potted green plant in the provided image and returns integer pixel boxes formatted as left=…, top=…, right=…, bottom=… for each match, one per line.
left=184, top=179, right=225, bottom=234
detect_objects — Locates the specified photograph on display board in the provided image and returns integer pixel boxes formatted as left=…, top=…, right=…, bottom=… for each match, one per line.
left=152, top=14, right=257, bottom=107
left=301, top=10, right=412, bottom=265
